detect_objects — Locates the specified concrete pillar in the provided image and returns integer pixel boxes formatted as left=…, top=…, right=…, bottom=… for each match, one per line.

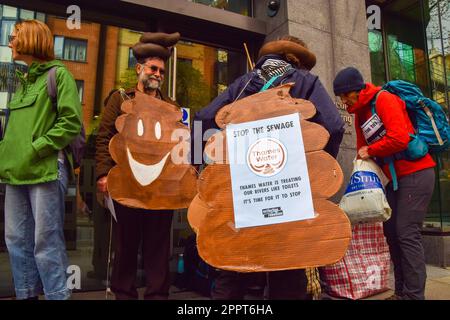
left=329, top=0, right=371, bottom=200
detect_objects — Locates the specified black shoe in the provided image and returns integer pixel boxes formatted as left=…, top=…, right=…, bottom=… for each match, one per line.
left=385, top=294, right=403, bottom=300
left=24, top=296, right=39, bottom=300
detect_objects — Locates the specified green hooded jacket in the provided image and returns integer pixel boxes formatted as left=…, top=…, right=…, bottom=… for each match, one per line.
left=0, top=60, right=82, bottom=185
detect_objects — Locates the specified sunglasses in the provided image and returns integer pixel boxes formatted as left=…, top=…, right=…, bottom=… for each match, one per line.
left=141, top=64, right=165, bottom=76
left=8, top=35, right=16, bottom=44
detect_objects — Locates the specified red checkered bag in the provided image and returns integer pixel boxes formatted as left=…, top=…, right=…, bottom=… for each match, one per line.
left=322, top=222, right=391, bottom=299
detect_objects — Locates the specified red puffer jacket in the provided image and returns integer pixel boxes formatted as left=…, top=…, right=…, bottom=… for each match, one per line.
left=348, top=83, right=435, bottom=180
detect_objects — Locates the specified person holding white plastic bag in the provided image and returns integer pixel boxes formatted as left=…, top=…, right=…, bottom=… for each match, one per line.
left=339, top=158, right=391, bottom=224
left=333, top=67, right=436, bottom=300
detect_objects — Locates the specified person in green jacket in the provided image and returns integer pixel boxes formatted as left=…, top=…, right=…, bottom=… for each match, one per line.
left=1, top=20, right=82, bottom=300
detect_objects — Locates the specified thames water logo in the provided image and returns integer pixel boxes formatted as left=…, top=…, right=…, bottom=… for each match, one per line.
left=262, top=207, right=284, bottom=218
left=247, top=138, right=287, bottom=177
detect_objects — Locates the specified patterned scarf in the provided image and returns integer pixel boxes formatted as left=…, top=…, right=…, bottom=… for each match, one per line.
left=258, top=58, right=293, bottom=82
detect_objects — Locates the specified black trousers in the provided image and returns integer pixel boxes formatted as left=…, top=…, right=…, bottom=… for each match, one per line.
left=211, top=269, right=308, bottom=300
left=111, top=201, right=173, bottom=300
left=384, top=168, right=435, bottom=300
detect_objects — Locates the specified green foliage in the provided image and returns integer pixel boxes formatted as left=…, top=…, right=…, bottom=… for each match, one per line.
left=119, top=68, right=137, bottom=90
left=176, top=60, right=214, bottom=117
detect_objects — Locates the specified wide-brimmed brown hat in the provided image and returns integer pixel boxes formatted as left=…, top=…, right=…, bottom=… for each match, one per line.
left=258, top=39, right=316, bottom=70
left=132, top=32, right=180, bottom=61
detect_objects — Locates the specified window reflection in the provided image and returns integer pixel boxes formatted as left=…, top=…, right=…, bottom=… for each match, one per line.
left=426, top=0, right=450, bottom=231
left=387, top=35, right=417, bottom=83
left=63, top=38, right=87, bottom=62
left=128, top=48, right=137, bottom=69
left=384, top=1, right=430, bottom=95
left=75, top=80, right=84, bottom=103
left=54, top=36, right=64, bottom=59
left=427, top=0, right=449, bottom=111
left=54, top=36, right=87, bottom=62
left=368, top=30, right=386, bottom=86
left=2, top=5, right=17, bottom=18
left=19, top=9, right=34, bottom=20
left=0, top=20, right=14, bottom=46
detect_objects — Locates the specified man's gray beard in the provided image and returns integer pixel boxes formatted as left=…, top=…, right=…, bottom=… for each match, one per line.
left=139, top=72, right=163, bottom=91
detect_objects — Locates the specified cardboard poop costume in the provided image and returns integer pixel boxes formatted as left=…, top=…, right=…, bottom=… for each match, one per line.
left=188, top=84, right=352, bottom=272
left=107, top=32, right=197, bottom=210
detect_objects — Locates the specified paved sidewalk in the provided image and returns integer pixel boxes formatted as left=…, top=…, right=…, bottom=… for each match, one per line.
left=354, top=264, right=450, bottom=300
left=2, top=265, right=449, bottom=300
left=67, top=264, right=450, bottom=300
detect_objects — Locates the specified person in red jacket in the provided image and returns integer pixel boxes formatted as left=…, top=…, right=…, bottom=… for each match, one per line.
left=333, top=67, right=436, bottom=300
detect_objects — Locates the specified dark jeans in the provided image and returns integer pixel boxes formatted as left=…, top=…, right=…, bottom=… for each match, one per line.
left=384, top=168, right=435, bottom=300
left=211, top=269, right=308, bottom=300
left=111, top=201, right=173, bottom=300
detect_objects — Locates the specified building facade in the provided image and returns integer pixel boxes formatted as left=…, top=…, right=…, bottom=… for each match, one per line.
left=0, top=0, right=448, bottom=297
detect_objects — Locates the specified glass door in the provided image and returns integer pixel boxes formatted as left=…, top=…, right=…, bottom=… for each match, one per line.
left=163, top=40, right=247, bottom=271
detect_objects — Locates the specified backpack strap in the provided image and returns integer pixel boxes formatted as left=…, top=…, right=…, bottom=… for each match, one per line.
left=47, top=66, right=58, bottom=108
left=259, top=75, right=281, bottom=92
left=233, top=72, right=282, bottom=102
left=419, top=99, right=445, bottom=146
left=371, top=89, right=399, bottom=191
left=387, top=157, right=398, bottom=191
left=118, top=88, right=132, bottom=101
left=0, top=108, right=9, bottom=140
left=370, top=89, right=385, bottom=115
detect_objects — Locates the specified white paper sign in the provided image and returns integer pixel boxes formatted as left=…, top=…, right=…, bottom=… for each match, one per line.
left=104, top=194, right=117, bottom=222
left=361, top=113, right=386, bottom=145
left=226, top=113, right=315, bottom=229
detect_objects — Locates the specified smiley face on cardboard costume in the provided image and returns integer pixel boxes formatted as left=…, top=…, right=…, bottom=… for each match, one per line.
left=107, top=32, right=197, bottom=210
left=188, top=84, right=352, bottom=272
left=108, top=91, right=197, bottom=210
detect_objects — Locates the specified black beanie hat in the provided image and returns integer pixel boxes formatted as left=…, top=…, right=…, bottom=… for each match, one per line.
left=333, top=67, right=365, bottom=96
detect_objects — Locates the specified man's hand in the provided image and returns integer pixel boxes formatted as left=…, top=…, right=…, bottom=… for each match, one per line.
left=358, top=146, right=370, bottom=160
left=97, top=176, right=108, bottom=194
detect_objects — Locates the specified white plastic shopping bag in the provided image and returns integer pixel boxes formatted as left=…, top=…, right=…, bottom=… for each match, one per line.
left=339, top=159, right=391, bottom=224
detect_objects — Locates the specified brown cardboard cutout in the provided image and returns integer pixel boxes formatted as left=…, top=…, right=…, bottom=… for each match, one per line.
left=215, top=84, right=316, bottom=128
left=108, top=91, right=197, bottom=209
left=187, top=84, right=351, bottom=272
